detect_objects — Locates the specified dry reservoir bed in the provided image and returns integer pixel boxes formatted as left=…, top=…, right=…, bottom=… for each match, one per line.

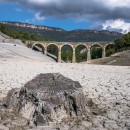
left=0, top=59, right=130, bottom=130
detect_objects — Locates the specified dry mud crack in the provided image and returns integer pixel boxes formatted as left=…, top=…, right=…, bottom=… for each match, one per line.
left=0, top=43, right=130, bottom=129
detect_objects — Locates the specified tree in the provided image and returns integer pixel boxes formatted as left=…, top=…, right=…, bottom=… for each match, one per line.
left=106, top=48, right=115, bottom=57
left=0, top=24, right=7, bottom=33
left=21, top=32, right=30, bottom=40
left=62, top=50, right=72, bottom=62
left=0, top=23, right=52, bottom=43
left=91, top=47, right=102, bottom=59
left=30, top=34, right=37, bottom=40
left=114, top=38, right=126, bottom=51
left=123, top=33, right=130, bottom=47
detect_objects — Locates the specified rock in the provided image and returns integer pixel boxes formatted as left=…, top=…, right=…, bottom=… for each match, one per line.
left=104, top=120, right=118, bottom=130
left=0, top=109, right=29, bottom=129
left=9, top=127, right=25, bottom=130
left=0, top=124, right=9, bottom=130
left=80, top=121, right=92, bottom=129
left=5, top=73, right=86, bottom=127
left=29, top=121, right=36, bottom=128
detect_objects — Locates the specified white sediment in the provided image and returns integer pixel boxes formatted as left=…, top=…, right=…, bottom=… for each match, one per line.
left=0, top=42, right=55, bottom=62
left=0, top=42, right=130, bottom=129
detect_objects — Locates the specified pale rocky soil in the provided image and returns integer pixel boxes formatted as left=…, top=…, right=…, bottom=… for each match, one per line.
left=0, top=39, right=130, bottom=129
left=85, top=50, right=130, bottom=66
left=0, top=31, right=10, bottom=42
left=0, top=42, right=55, bottom=62
left=0, top=56, right=130, bottom=129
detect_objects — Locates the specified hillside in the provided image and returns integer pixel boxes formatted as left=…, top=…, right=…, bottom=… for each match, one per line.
left=0, top=31, right=10, bottom=41
left=85, top=50, right=130, bottom=66
left=0, top=31, right=55, bottom=62
left=1, top=21, right=122, bottom=42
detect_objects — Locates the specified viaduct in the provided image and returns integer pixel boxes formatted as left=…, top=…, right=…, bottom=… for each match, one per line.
left=26, top=41, right=114, bottom=63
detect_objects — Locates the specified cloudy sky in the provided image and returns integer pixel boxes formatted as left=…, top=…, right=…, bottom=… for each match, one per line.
left=0, top=0, right=130, bottom=33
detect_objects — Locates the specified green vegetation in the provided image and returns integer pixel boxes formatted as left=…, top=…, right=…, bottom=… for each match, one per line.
left=106, top=45, right=116, bottom=57
left=2, top=22, right=122, bottom=42
left=76, top=50, right=87, bottom=62
left=61, top=46, right=73, bottom=62
left=91, top=47, right=102, bottom=59
left=61, top=50, right=72, bottom=62
left=47, top=45, right=58, bottom=57
left=0, top=23, right=52, bottom=43
left=75, top=46, right=87, bottom=62
left=92, top=32, right=130, bottom=59
left=114, top=32, right=130, bottom=51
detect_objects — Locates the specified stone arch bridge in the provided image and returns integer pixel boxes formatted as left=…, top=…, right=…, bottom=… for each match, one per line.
left=26, top=41, right=114, bottom=63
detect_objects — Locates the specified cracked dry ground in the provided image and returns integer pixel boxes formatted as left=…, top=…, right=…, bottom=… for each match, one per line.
left=0, top=60, right=130, bottom=130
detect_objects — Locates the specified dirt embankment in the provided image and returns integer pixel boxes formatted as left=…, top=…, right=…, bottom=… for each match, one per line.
left=86, top=50, right=130, bottom=66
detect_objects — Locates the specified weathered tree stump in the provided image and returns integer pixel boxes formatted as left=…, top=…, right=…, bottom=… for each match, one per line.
left=5, top=73, right=86, bottom=126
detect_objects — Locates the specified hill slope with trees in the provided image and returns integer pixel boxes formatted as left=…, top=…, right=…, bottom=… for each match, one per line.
left=0, top=23, right=52, bottom=43
left=0, top=21, right=122, bottom=42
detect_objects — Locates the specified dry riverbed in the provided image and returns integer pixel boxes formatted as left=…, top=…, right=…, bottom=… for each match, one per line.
left=0, top=42, right=130, bottom=130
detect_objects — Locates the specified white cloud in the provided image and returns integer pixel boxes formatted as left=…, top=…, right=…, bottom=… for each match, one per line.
left=34, top=12, right=45, bottom=21
left=101, top=0, right=130, bottom=8
left=102, top=19, right=130, bottom=34
left=25, top=12, right=45, bottom=23
left=2, top=0, right=130, bottom=32
left=27, top=0, right=130, bottom=8
left=28, top=0, right=60, bottom=4
left=3, top=0, right=130, bottom=21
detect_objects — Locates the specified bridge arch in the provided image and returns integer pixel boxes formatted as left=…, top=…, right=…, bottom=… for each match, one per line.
left=28, top=41, right=114, bottom=63
left=105, top=43, right=115, bottom=57
left=75, top=43, right=88, bottom=50
left=104, top=43, right=115, bottom=50
left=47, top=43, right=59, bottom=62
left=60, top=44, right=74, bottom=63
left=90, top=43, right=103, bottom=50
left=47, top=43, right=59, bottom=49
left=60, top=43, right=74, bottom=50
left=75, top=44, right=88, bottom=62
left=32, top=43, right=45, bottom=54
left=90, top=43, right=103, bottom=59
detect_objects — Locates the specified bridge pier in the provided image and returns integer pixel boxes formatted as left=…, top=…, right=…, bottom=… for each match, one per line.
left=44, top=47, right=47, bottom=55
left=102, top=47, right=106, bottom=58
left=72, top=49, right=76, bottom=63
left=87, top=47, right=91, bottom=61
left=58, top=48, right=61, bottom=63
